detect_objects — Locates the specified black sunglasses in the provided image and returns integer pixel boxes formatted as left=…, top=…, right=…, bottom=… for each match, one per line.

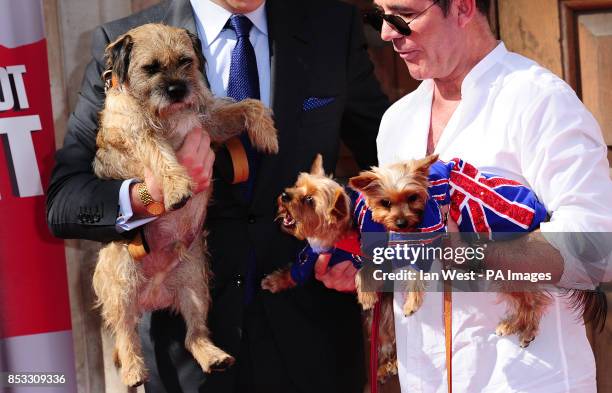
left=363, top=0, right=441, bottom=36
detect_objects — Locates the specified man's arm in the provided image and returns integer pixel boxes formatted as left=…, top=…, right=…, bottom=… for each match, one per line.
left=340, top=5, right=389, bottom=170
left=466, top=230, right=565, bottom=283
left=490, top=86, right=612, bottom=288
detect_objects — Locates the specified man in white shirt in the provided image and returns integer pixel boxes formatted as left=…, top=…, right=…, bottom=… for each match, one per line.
left=316, top=0, right=612, bottom=392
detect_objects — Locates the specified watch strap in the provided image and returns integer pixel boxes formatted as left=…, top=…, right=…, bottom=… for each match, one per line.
left=137, top=182, right=165, bottom=215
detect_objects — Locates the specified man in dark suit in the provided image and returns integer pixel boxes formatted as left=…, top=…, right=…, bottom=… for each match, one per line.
left=46, top=0, right=389, bottom=392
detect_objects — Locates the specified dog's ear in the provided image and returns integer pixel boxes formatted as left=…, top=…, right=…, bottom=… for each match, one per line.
left=349, top=170, right=379, bottom=194
left=413, top=154, right=439, bottom=174
left=328, top=189, right=349, bottom=223
left=105, top=34, right=133, bottom=85
left=310, top=154, right=325, bottom=177
left=186, top=30, right=206, bottom=71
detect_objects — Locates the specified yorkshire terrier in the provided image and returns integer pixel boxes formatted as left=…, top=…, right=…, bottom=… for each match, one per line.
left=261, top=154, right=397, bottom=382
left=350, top=154, right=606, bottom=350
left=350, top=154, right=554, bottom=349
left=91, top=24, right=278, bottom=387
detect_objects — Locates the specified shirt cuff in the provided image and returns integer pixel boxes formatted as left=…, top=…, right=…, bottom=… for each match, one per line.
left=116, top=178, right=157, bottom=233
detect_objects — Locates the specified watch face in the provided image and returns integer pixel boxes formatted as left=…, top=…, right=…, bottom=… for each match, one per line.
left=147, top=202, right=165, bottom=216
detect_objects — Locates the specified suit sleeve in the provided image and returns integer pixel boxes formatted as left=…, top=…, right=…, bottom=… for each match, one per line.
left=340, top=6, right=390, bottom=170
left=46, top=26, right=129, bottom=242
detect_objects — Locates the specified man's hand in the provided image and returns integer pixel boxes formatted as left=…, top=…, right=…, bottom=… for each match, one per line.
left=131, top=127, right=214, bottom=217
left=175, top=127, right=214, bottom=194
left=314, top=254, right=358, bottom=292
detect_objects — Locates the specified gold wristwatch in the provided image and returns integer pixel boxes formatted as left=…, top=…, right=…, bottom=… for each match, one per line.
left=136, top=182, right=165, bottom=216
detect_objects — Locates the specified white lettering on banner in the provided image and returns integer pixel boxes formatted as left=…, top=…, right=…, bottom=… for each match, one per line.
left=0, top=65, right=29, bottom=111
left=0, top=115, right=43, bottom=198
left=5, top=65, right=29, bottom=109
left=0, top=67, right=14, bottom=111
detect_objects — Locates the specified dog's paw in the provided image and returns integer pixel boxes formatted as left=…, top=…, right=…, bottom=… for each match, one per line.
left=495, top=317, right=538, bottom=348
left=403, top=291, right=423, bottom=316
left=120, top=363, right=148, bottom=388
left=377, top=358, right=398, bottom=383
left=358, top=291, right=379, bottom=311
left=251, top=117, right=278, bottom=154
left=496, top=318, right=537, bottom=348
left=261, top=276, right=283, bottom=293
left=162, top=174, right=193, bottom=212
left=518, top=333, right=536, bottom=348
left=164, top=190, right=192, bottom=212
left=170, top=194, right=191, bottom=211
left=261, top=269, right=295, bottom=293
left=495, top=316, right=522, bottom=337
left=209, top=352, right=235, bottom=372
left=190, top=340, right=235, bottom=373
left=241, top=99, right=278, bottom=154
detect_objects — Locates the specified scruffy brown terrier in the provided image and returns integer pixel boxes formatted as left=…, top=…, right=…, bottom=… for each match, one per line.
left=91, top=24, right=278, bottom=387
left=261, top=155, right=397, bottom=382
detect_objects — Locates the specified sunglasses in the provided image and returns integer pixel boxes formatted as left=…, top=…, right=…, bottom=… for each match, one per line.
left=363, top=0, right=441, bottom=36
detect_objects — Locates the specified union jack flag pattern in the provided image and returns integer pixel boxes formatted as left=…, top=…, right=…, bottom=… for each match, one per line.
left=429, top=158, right=548, bottom=239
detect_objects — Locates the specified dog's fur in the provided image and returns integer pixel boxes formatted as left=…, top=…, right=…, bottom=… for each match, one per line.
left=91, top=24, right=278, bottom=387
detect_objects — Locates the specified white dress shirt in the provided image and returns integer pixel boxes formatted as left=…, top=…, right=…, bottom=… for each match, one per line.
left=116, top=0, right=270, bottom=231
left=378, top=42, right=612, bottom=393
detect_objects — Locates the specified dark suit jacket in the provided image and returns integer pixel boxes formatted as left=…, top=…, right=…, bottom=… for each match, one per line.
left=46, top=0, right=389, bottom=392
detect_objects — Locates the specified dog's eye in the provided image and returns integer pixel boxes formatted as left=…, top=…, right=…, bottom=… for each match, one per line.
left=178, top=57, right=193, bottom=67
left=142, top=61, right=161, bottom=75
left=303, top=196, right=314, bottom=206
left=406, top=194, right=418, bottom=203
left=380, top=199, right=391, bottom=209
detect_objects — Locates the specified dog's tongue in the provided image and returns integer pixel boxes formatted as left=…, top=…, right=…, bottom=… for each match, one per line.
left=283, top=212, right=295, bottom=226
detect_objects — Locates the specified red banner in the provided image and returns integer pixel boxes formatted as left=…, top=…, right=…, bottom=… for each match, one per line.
left=0, top=2, right=76, bottom=390
left=0, top=38, right=72, bottom=339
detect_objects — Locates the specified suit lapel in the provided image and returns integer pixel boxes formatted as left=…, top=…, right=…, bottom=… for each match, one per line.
left=251, top=0, right=310, bottom=211
left=163, top=0, right=197, bottom=34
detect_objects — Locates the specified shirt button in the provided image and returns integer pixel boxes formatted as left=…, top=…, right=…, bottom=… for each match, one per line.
left=248, top=215, right=256, bottom=224
left=234, top=274, right=243, bottom=287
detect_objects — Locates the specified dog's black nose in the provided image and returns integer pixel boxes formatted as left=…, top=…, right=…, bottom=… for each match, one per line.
left=166, top=82, right=187, bottom=102
left=281, top=192, right=292, bottom=202
left=395, top=218, right=408, bottom=228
